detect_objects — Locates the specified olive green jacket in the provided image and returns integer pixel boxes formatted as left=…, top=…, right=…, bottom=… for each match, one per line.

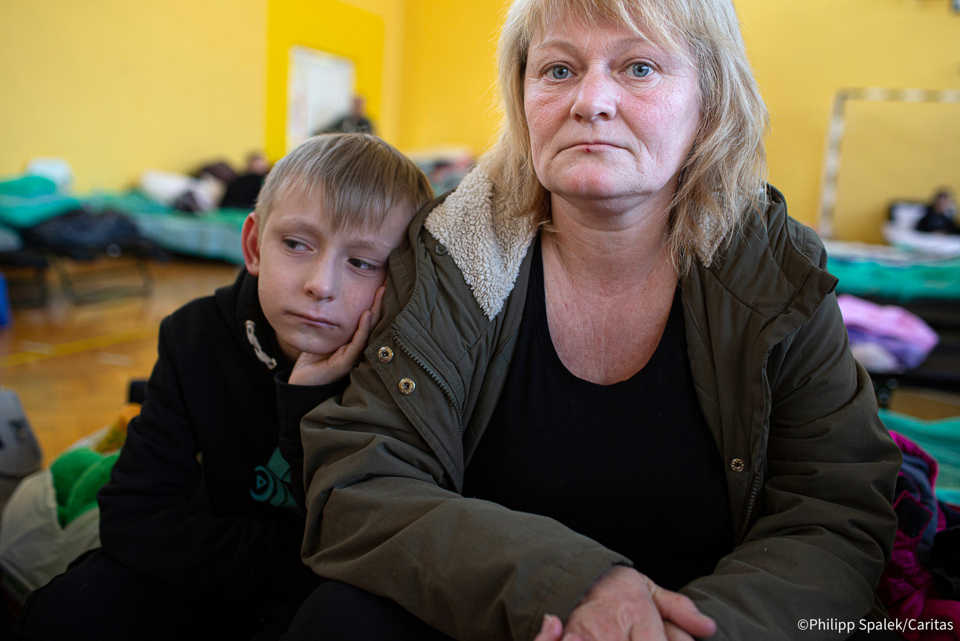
left=300, top=168, right=901, bottom=640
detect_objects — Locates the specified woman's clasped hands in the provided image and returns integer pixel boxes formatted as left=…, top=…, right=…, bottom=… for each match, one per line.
left=534, top=566, right=717, bottom=641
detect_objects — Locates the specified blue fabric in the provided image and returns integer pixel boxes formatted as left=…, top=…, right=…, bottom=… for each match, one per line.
left=0, top=272, right=10, bottom=329
left=896, top=450, right=940, bottom=560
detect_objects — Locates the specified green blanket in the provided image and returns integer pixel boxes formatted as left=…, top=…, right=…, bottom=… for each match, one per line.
left=0, top=175, right=81, bottom=229
left=829, top=256, right=960, bottom=301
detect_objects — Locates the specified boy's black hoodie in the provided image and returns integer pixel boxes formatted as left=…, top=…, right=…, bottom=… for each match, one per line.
left=97, top=269, right=341, bottom=606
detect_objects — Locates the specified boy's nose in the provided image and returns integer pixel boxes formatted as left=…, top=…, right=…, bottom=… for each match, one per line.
left=304, top=261, right=337, bottom=300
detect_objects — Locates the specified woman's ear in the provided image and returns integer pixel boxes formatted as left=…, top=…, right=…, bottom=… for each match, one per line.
left=241, top=213, right=262, bottom=275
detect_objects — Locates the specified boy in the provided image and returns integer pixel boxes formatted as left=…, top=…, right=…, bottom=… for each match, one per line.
left=17, top=134, right=434, bottom=641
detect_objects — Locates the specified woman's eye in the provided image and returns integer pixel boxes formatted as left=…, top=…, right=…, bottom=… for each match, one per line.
left=548, top=65, right=571, bottom=80
left=283, top=238, right=308, bottom=251
left=348, top=258, right=376, bottom=271
left=629, top=63, right=652, bottom=78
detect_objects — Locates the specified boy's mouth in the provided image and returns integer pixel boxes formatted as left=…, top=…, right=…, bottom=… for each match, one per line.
left=291, top=312, right=338, bottom=329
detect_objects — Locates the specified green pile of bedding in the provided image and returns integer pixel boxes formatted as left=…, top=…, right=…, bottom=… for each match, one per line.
left=0, top=175, right=81, bottom=229
left=829, top=255, right=960, bottom=301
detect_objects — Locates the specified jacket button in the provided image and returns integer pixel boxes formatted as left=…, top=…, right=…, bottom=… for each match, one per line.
left=377, top=347, right=394, bottom=363
left=731, top=458, right=745, bottom=473
left=436, top=244, right=448, bottom=256
left=399, top=378, right=416, bottom=395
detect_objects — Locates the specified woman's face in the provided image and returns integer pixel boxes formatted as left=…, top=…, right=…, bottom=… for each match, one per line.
left=524, top=18, right=701, bottom=214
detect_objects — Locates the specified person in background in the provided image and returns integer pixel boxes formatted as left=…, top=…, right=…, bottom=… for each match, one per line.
left=916, top=188, right=960, bottom=235
left=16, top=134, right=433, bottom=641
left=220, top=151, right=272, bottom=211
left=283, top=0, right=902, bottom=639
left=319, top=95, right=376, bottom=135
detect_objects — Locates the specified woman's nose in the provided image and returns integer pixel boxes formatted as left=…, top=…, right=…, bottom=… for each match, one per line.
left=304, top=259, right=337, bottom=300
left=572, top=69, right=618, bottom=122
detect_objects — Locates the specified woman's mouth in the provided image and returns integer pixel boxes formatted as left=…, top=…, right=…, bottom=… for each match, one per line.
left=569, top=140, right=621, bottom=149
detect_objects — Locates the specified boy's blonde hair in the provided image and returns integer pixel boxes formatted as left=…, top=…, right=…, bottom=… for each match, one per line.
left=484, top=0, right=769, bottom=274
left=256, top=133, right=434, bottom=235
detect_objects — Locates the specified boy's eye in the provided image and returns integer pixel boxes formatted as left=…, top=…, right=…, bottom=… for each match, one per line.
left=283, top=238, right=308, bottom=251
left=548, top=65, right=571, bottom=80
left=348, top=258, right=377, bottom=271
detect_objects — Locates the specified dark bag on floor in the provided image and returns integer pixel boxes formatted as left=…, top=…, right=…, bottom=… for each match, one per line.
left=20, top=209, right=150, bottom=260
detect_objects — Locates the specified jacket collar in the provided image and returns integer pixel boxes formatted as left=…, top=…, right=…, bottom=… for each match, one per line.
left=700, top=186, right=837, bottom=325
left=216, top=268, right=292, bottom=373
left=424, top=167, right=539, bottom=319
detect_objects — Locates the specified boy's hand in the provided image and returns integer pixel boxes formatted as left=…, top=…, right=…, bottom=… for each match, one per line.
left=288, top=286, right=385, bottom=387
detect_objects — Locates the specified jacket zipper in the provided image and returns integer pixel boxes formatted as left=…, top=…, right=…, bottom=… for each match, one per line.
left=394, top=337, right=463, bottom=434
left=736, top=461, right=764, bottom=546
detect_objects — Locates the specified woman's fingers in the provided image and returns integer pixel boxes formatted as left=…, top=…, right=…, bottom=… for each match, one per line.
left=533, top=614, right=564, bottom=641
left=663, top=621, right=696, bottom=641
left=559, top=567, right=714, bottom=641
left=647, top=580, right=716, bottom=639
left=564, top=566, right=669, bottom=641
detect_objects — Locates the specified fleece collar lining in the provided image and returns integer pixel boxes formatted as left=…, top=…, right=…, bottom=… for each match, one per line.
left=424, top=167, right=539, bottom=319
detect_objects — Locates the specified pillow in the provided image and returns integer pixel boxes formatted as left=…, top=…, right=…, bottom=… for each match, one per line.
left=888, top=200, right=928, bottom=232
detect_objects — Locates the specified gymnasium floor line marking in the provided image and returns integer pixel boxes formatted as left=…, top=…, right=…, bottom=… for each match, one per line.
left=0, top=326, right=158, bottom=368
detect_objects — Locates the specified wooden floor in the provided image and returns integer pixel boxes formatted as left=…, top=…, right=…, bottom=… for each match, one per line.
left=1, top=256, right=959, bottom=466
left=1, top=257, right=240, bottom=465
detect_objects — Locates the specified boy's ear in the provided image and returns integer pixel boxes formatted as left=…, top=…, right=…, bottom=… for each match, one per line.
left=241, top=213, right=262, bottom=276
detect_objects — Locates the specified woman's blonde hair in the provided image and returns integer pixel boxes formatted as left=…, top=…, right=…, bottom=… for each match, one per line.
left=256, top=133, right=434, bottom=236
left=483, top=0, right=769, bottom=273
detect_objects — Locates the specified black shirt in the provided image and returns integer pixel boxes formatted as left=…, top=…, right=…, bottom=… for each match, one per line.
left=462, top=236, right=734, bottom=590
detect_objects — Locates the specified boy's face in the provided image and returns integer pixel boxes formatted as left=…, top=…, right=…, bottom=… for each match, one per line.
left=241, top=195, right=410, bottom=363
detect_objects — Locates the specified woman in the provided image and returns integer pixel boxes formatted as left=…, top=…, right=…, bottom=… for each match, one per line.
left=288, top=0, right=901, bottom=639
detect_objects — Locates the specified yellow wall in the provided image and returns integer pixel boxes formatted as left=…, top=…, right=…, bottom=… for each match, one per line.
left=4, top=0, right=957, bottom=231
left=264, top=0, right=405, bottom=161
left=344, top=0, right=406, bottom=147
left=0, top=0, right=267, bottom=193
left=834, top=100, right=960, bottom=244
left=737, top=0, right=960, bottom=238
left=398, top=0, right=507, bottom=155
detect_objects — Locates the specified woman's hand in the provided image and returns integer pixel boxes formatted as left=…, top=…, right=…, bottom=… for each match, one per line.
left=533, top=566, right=716, bottom=641
left=288, top=286, right=385, bottom=387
